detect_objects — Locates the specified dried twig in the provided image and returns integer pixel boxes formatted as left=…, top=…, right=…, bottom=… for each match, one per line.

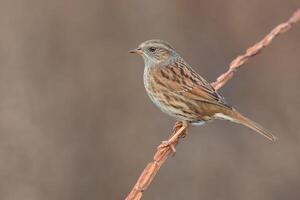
left=211, top=9, right=300, bottom=90
left=125, top=9, right=300, bottom=200
left=125, top=122, right=184, bottom=200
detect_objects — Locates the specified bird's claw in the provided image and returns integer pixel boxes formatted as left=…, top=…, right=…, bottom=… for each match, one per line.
left=158, top=140, right=177, bottom=155
left=157, top=121, right=188, bottom=156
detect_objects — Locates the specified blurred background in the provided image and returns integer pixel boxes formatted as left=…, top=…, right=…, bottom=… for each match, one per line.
left=0, top=0, right=299, bottom=199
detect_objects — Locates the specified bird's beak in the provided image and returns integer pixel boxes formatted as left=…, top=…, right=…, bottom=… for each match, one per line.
left=129, top=48, right=142, bottom=55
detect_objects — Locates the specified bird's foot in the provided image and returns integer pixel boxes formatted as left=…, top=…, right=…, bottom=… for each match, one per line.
left=158, top=140, right=177, bottom=155
left=173, top=121, right=188, bottom=138
left=157, top=121, right=188, bottom=155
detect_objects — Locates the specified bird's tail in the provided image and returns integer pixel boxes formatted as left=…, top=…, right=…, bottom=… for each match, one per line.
left=215, top=109, right=278, bottom=142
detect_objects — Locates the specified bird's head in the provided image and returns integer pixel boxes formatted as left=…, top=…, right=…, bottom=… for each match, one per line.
left=130, top=39, right=177, bottom=66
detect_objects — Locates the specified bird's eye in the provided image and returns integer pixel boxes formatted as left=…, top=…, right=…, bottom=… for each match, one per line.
left=149, top=47, right=156, bottom=52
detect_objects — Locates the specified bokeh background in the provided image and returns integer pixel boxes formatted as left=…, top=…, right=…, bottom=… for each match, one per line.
left=0, top=0, right=299, bottom=199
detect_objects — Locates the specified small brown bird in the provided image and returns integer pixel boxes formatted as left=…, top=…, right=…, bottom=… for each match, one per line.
left=130, top=39, right=277, bottom=142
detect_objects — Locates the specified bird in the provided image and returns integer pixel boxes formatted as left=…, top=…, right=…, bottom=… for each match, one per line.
left=129, top=39, right=277, bottom=147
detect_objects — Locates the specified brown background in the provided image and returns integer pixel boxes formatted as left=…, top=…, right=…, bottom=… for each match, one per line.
left=0, top=0, right=299, bottom=200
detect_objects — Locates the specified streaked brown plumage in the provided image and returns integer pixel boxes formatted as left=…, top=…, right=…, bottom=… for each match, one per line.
left=130, top=39, right=277, bottom=142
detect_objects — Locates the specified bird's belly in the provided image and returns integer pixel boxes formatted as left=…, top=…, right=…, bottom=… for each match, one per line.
left=148, top=92, right=183, bottom=118
left=190, top=121, right=206, bottom=126
left=145, top=86, right=199, bottom=122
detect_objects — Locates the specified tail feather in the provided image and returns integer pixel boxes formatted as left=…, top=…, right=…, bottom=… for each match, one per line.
left=215, top=110, right=278, bottom=142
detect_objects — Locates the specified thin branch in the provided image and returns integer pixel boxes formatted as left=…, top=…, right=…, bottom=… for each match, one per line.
left=125, top=9, right=300, bottom=200
left=125, top=122, right=185, bottom=200
left=211, top=9, right=300, bottom=90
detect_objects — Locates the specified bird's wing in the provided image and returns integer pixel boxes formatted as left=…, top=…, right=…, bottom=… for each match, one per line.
left=151, top=60, right=231, bottom=109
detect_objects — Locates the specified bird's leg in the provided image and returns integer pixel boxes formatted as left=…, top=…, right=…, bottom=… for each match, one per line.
left=172, top=121, right=183, bottom=134
left=171, top=121, right=189, bottom=138
left=158, top=121, right=188, bottom=154
left=178, top=122, right=188, bottom=138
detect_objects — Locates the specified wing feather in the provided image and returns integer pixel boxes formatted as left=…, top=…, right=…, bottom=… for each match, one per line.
left=150, top=59, right=231, bottom=109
